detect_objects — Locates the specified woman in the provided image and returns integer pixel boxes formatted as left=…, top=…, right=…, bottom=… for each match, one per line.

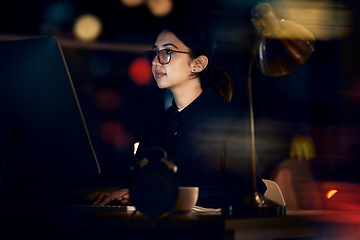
left=86, top=22, right=266, bottom=208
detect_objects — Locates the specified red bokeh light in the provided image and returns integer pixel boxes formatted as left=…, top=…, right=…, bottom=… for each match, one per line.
left=128, top=57, right=153, bottom=86
left=100, top=121, right=133, bottom=150
left=321, top=181, right=360, bottom=211
left=95, top=88, right=122, bottom=111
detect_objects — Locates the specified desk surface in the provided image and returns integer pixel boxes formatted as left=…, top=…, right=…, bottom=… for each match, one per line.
left=226, top=210, right=360, bottom=240
left=1, top=204, right=224, bottom=240
left=1, top=204, right=359, bottom=240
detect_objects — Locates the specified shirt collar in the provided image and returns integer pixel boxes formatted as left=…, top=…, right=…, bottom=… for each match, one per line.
left=174, top=87, right=219, bottom=132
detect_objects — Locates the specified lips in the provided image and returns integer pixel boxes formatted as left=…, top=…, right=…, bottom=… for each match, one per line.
left=155, top=71, right=166, bottom=79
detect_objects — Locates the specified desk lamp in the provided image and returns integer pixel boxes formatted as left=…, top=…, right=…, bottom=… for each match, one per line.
left=226, top=2, right=315, bottom=217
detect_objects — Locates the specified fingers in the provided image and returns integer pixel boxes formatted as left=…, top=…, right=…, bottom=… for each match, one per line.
left=94, top=192, right=111, bottom=206
left=83, top=189, right=130, bottom=206
left=99, top=194, right=114, bottom=206
left=119, top=197, right=130, bottom=205
left=117, top=193, right=130, bottom=205
left=97, top=192, right=128, bottom=206
left=84, top=191, right=111, bottom=206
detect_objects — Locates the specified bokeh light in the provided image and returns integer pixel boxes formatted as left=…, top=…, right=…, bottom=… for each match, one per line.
left=43, top=1, right=75, bottom=25
left=41, top=1, right=76, bottom=34
left=100, top=121, right=133, bottom=150
left=327, top=189, right=338, bottom=199
left=128, top=57, right=153, bottom=86
left=73, top=14, right=102, bottom=41
left=95, top=88, right=122, bottom=111
left=147, top=0, right=173, bottom=17
left=120, top=0, right=145, bottom=8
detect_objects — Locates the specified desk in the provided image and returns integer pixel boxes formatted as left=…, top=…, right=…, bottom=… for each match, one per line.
left=1, top=205, right=359, bottom=240
left=0, top=204, right=224, bottom=240
left=226, top=210, right=360, bottom=240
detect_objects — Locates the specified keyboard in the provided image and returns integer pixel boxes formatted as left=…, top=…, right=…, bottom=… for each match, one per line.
left=60, top=204, right=136, bottom=212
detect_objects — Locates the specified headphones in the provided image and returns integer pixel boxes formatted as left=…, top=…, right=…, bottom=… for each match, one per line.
left=129, top=147, right=179, bottom=217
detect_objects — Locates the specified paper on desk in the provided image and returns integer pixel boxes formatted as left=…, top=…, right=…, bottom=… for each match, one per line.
left=192, top=206, right=221, bottom=213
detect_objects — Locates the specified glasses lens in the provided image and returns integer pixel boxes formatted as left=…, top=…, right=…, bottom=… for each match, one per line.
left=158, top=49, right=171, bottom=65
left=145, top=50, right=171, bottom=65
left=145, top=51, right=157, bottom=63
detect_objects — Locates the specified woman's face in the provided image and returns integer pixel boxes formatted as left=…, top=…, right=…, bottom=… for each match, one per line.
left=151, top=31, right=197, bottom=91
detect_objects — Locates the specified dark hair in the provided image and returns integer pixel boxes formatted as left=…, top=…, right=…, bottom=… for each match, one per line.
left=161, top=22, right=233, bottom=101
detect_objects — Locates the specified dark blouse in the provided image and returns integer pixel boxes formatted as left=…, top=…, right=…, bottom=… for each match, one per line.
left=135, top=87, right=266, bottom=208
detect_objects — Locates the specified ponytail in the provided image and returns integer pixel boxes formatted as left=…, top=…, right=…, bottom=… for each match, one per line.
left=199, top=62, right=233, bottom=102
left=209, top=65, right=234, bottom=102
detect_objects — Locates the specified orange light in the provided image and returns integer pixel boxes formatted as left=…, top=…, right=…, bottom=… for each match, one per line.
left=147, top=0, right=173, bottom=17
left=74, top=14, right=102, bottom=41
left=326, top=189, right=338, bottom=199
left=120, top=0, right=144, bottom=7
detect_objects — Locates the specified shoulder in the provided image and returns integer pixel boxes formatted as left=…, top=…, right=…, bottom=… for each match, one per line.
left=194, top=99, right=248, bottom=137
left=209, top=98, right=248, bottom=121
left=202, top=87, right=247, bottom=117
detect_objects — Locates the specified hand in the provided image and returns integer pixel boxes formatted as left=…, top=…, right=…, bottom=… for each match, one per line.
left=84, top=188, right=130, bottom=206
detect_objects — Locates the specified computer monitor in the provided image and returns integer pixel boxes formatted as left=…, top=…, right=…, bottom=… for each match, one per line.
left=0, top=36, right=101, bottom=192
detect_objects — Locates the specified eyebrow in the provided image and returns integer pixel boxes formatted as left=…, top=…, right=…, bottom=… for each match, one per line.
left=152, top=43, right=178, bottom=50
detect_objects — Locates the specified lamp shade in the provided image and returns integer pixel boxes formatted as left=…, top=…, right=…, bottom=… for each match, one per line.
left=251, top=3, right=315, bottom=77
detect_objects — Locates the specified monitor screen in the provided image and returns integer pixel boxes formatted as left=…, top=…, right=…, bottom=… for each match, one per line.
left=0, top=36, right=101, bottom=190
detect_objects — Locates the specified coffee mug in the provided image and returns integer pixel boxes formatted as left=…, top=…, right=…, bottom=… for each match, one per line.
left=173, top=186, right=199, bottom=212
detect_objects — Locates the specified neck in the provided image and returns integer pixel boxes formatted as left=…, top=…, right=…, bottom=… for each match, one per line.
left=171, top=82, right=203, bottom=110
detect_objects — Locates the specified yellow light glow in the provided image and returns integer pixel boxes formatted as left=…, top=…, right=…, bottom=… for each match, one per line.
left=74, top=14, right=102, bottom=41
left=327, top=189, right=338, bottom=199
left=270, top=0, right=353, bottom=40
left=147, top=0, right=173, bottom=17
left=120, top=0, right=144, bottom=7
left=290, top=135, right=316, bottom=161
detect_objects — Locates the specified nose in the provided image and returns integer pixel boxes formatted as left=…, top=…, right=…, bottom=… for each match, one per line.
left=152, top=55, right=161, bottom=66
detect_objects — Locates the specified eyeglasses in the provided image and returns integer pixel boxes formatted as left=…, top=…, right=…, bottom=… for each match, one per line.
left=145, top=49, right=193, bottom=65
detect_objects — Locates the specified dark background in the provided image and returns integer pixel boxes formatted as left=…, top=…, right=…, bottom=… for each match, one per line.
left=1, top=0, right=359, bottom=183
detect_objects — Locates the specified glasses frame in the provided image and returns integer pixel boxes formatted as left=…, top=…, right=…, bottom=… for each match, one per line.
left=145, top=49, right=193, bottom=65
